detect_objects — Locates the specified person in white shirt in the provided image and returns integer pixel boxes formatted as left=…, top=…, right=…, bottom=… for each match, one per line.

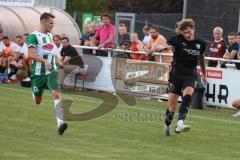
left=53, top=35, right=62, bottom=60
left=142, top=26, right=151, bottom=46
left=16, top=35, right=28, bottom=57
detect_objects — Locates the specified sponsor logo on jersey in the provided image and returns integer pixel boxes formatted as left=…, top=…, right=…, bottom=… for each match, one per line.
left=42, top=43, right=54, bottom=51
left=217, top=44, right=221, bottom=48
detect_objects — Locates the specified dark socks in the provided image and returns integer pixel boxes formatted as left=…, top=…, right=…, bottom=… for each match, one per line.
left=165, top=109, right=175, bottom=126
left=178, top=94, right=192, bottom=121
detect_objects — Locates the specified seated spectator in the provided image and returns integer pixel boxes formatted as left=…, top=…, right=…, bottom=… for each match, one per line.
left=208, top=27, right=227, bottom=67
left=0, top=36, right=18, bottom=73
left=223, top=32, right=239, bottom=69
left=142, top=26, right=151, bottom=46
left=53, top=35, right=62, bottom=60
left=9, top=35, right=28, bottom=80
left=23, top=33, right=29, bottom=43
left=118, top=23, right=131, bottom=50
left=130, top=33, right=148, bottom=60
left=80, top=24, right=95, bottom=54
left=15, top=35, right=28, bottom=58
left=91, top=13, right=115, bottom=57
left=53, top=35, right=62, bottom=53
left=59, top=37, right=85, bottom=86
left=146, top=26, right=172, bottom=62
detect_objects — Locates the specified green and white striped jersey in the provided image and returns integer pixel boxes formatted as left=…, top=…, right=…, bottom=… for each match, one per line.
left=27, top=31, right=58, bottom=76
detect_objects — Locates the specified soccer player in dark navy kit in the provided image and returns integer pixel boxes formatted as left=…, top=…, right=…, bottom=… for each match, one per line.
left=163, top=19, right=207, bottom=136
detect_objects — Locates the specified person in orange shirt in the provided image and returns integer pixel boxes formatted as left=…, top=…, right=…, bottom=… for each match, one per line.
left=129, top=33, right=148, bottom=60
left=146, top=26, right=173, bottom=63
left=0, top=36, right=18, bottom=73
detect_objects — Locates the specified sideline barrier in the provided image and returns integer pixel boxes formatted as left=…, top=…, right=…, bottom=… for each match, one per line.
left=68, top=45, right=240, bottom=108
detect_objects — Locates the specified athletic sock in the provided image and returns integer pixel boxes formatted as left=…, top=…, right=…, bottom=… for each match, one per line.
left=54, top=99, right=64, bottom=127
left=178, top=94, right=192, bottom=121
left=165, top=109, right=175, bottom=126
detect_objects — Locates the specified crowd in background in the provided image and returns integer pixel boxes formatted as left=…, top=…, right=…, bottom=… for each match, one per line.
left=1, top=13, right=240, bottom=82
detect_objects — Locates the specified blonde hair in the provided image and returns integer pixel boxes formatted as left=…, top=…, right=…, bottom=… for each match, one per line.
left=130, top=32, right=138, bottom=38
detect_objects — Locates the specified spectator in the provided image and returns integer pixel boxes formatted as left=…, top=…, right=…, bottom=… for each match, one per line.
left=208, top=27, right=227, bottom=67
left=91, top=13, right=115, bottom=56
left=10, top=35, right=29, bottom=80
left=80, top=24, right=94, bottom=54
left=60, top=37, right=82, bottom=65
left=53, top=35, right=62, bottom=60
left=15, top=35, right=28, bottom=58
left=118, top=23, right=131, bottom=50
left=146, top=26, right=171, bottom=62
left=59, top=36, right=85, bottom=85
left=91, top=21, right=99, bottom=35
left=142, top=26, right=151, bottom=46
left=223, top=32, right=239, bottom=69
left=23, top=33, right=29, bottom=43
left=53, top=35, right=62, bottom=53
left=130, top=33, right=147, bottom=60
left=0, top=36, right=18, bottom=73
left=237, top=32, right=240, bottom=52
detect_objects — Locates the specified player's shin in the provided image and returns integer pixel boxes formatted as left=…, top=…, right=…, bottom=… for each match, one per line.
left=54, top=98, right=64, bottom=127
left=165, top=109, right=175, bottom=126
left=178, top=94, right=192, bottom=124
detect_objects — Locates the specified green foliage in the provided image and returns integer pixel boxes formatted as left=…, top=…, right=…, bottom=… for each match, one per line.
left=66, top=0, right=107, bottom=13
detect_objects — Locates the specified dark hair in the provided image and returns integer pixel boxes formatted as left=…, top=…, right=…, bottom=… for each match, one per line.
left=143, top=26, right=150, bottom=31
left=40, top=12, right=55, bottom=21
left=178, top=19, right=195, bottom=31
left=61, top=36, right=69, bottom=42
left=23, top=33, right=29, bottom=36
left=101, top=13, right=110, bottom=20
left=53, top=35, right=61, bottom=40
left=237, top=32, right=240, bottom=36
left=3, top=36, right=9, bottom=40
left=16, top=35, right=23, bottom=39
left=119, top=23, right=126, bottom=27
left=228, top=32, right=236, bottom=37
left=150, top=26, right=159, bottom=32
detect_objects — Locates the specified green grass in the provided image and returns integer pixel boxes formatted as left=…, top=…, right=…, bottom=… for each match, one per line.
left=0, top=83, right=240, bottom=160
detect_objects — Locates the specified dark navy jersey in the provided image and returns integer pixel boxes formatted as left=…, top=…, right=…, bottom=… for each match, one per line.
left=168, top=34, right=206, bottom=78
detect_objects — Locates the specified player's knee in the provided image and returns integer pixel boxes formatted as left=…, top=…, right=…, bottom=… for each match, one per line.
left=52, top=91, right=60, bottom=99
left=183, top=87, right=194, bottom=95
left=33, top=96, right=42, bottom=105
left=232, top=99, right=240, bottom=109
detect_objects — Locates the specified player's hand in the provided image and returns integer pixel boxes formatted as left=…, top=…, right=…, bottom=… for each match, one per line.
left=202, top=75, right=208, bottom=85
left=147, top=50, right=153, bottom=55
left=98, top=44, right=105, bottom=49
left=44, top=60, right=52, bottom=71
left=163, top=44, right=173, bottom=51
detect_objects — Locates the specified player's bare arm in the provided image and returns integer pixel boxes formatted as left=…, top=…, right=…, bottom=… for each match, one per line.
left=28, top=46, right=52, bottom=70
left=199, top=54, right=207, bottom=84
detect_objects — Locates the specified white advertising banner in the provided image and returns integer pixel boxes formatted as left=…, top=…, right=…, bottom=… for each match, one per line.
left=0, top=0, right=34, bottom=6
left=64, top=55, right=115, bottom=92
left=198, top=67, right=240, bottom=108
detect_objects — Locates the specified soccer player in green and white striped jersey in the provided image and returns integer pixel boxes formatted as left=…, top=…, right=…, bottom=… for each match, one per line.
left=27, top=12, right=67, bottom=135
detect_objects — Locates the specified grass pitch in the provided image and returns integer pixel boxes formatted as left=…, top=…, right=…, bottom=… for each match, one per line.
left=0, top=83, right=240, bottom=160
